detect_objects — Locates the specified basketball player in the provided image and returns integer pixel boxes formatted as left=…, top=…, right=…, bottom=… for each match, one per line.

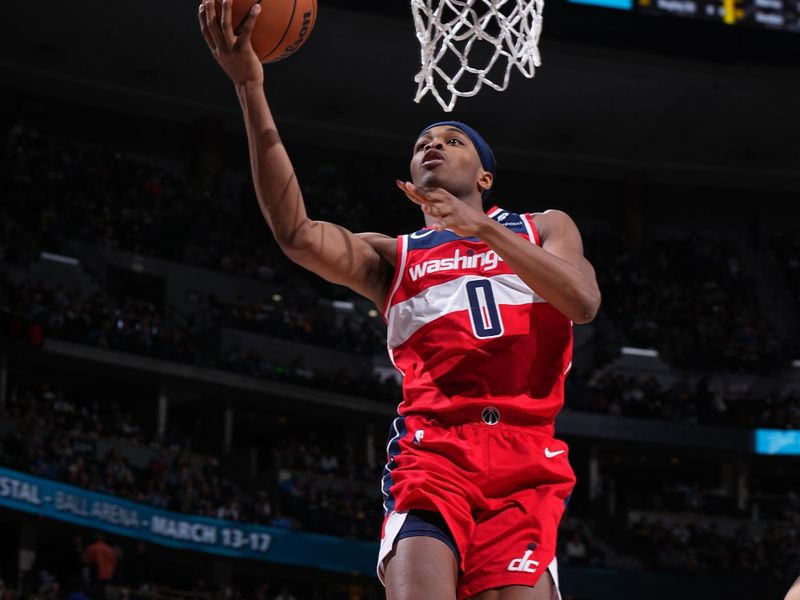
left=199, top=2, right=601, bottom=598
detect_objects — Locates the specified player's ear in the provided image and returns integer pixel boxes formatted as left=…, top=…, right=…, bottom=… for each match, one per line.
left=478, top=170, right=493, bottom=194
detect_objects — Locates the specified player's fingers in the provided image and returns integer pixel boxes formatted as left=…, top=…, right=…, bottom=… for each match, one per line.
left=395, top=180, right=432, bottom=206
left=198, top=3, right=217, bottom=51
left=395, top=180, right=421, bottom=203
left=235, top=2, right=261, bottom=42
left=399, top=187, right=428, bottom=208
left=204, top=0, right=225, bottom=50
left=401, top=189, right=424, bottom=206
left=220, top=0, right=235, bottom=43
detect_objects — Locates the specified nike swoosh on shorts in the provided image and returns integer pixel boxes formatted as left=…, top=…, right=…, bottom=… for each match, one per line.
left=544, top=448, right=565, bottom=458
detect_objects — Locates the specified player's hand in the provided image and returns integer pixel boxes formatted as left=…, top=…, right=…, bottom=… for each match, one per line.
left=199, top=0, right=264, bottom=87
left=396, top=181, right=491, bottom=238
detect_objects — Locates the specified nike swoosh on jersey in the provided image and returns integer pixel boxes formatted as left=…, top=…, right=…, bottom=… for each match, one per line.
left=544, top=448, right=565, bottom=458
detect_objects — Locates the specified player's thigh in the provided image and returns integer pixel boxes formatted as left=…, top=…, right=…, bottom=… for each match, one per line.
left=466, top=571, right=557, bottom=600
left=384, top=535, right=458, bottom=600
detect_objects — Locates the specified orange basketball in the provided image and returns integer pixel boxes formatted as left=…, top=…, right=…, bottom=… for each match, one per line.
left=230, top=0, right=317, bottom=63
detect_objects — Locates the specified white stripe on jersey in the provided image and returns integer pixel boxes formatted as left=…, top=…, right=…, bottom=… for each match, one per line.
left=386, top=273, right=545, bottom=349
left=487, top=206, right=504, bottom=218
left=383, top=235, right=409, bottom=319
left=521, top=213, right=539, bottom=246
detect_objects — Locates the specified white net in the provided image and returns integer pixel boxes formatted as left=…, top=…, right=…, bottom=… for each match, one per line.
left=410, top=0, right=544, bottom=112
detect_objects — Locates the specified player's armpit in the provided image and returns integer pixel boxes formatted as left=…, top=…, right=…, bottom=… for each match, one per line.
left=282, top=220, right=393, bottom=307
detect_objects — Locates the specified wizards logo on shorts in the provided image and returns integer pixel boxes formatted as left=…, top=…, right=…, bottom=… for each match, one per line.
left=507, top=543, right=539, bottom=573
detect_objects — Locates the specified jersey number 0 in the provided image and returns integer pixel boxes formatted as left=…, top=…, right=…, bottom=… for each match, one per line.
left=466, top=280, right=504, bottom=339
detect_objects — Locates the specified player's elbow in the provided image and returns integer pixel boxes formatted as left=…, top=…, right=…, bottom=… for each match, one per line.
left=571, top=289, right=601, bottom=325
left=276, top=219, right=315, bottom=259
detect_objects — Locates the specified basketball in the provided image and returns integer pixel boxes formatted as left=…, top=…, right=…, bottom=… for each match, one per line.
left=231, top=0, right=317, bottom=63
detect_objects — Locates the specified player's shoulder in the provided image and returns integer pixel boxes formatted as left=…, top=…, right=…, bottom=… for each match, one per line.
left=498, top=207, right=572, bottom=222
left=528, top=208, right=573, bottom=221
left=527, top=210, right=583, bottom=244
left=530, top=209, right=578, bottom=229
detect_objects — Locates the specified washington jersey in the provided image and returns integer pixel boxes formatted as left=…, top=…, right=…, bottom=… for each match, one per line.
left=382, top=205, right=573, bottom=424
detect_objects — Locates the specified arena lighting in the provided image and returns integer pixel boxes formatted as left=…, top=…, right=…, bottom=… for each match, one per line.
left=755, top=429, right=800, bottom=455
left=40, top=251, right=80, bottom=266
left=620, top=346, right=659, bottom=358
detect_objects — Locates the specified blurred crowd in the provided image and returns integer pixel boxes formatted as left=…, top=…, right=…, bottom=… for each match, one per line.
left=553, top=510, right=800, bottom=584
left=586, top=234, right=788, bottom=375
left=0, top=272, right=400, bottom=405
left=207, top=294, right=386, bottom=356
left=2, top=117, right=411, bottom=291
left=3, top=277, right=196, bottom=362
left=770, top=227, right=800, bottom=313
left=629, top=516, right=798, bottom=581
left=567, top=370, right=800, bottom=429
left=15, top=533, right=377, bottom=600
left=1, top=274, right=385, bottom=363
left=0, top=382, right=382, bottom=541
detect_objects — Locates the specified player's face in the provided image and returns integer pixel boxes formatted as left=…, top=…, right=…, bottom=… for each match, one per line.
left=410, top=126, right=488, bottom=199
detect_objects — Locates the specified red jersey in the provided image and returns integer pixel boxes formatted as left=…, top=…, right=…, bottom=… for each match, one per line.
left=382, top=205, right=573, bottom=425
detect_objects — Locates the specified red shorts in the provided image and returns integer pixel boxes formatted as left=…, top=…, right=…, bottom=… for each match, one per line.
left=378, top=412, right=575, bottom=599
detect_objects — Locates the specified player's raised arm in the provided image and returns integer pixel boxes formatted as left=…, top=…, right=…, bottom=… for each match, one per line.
left=479, top=207, right=601, bottom=324
left=198, top=0, right=392, bottom=307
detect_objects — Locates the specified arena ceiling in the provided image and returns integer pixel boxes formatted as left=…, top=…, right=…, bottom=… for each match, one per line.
left=2, top=1, right=800, bottom=190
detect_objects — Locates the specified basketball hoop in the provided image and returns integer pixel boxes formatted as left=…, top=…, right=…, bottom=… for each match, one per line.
left=410, top=0, right=544, bottom=112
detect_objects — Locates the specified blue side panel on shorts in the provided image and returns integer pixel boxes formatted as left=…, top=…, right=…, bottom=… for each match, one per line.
left=381, top=416, right=407, bottom=515
left=396, top=510, right=461, bottom=563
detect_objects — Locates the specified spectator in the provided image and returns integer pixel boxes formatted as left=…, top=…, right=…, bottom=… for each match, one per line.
left=565, top=532, right=588, bottom=566
left=83, top=532, right=117, bottom=600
